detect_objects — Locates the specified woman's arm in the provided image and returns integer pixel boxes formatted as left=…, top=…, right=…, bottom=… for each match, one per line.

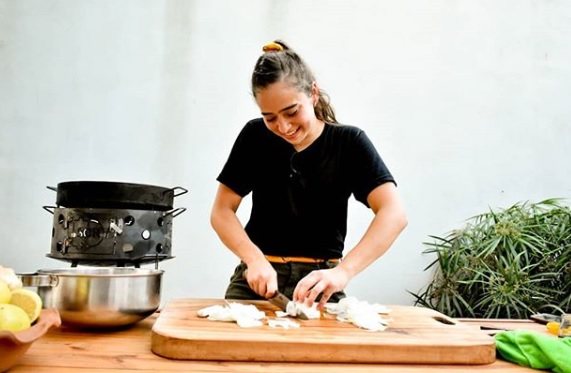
left=293, top=182, right=407, bottom=308
left=338, top=182, right=407, bottom=279
left=210, top=183, right=277, bottom=298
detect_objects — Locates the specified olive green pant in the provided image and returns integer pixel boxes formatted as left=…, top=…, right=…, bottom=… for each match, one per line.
left=224, top=261, right=346, bottom=302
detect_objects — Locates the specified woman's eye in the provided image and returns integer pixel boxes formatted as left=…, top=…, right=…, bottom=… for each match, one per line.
left=266, top=117, right=277, bottom=123
left=286, top=111, right=298, bottom=117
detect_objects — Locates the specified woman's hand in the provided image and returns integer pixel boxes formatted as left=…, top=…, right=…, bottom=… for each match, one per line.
left=293, top=266, right=351, bottom=310
left=244, top=262, right=279, bottom=299
left=212, top=183, right=279, bottom=299
left=293, top=183, right=407, bottom=309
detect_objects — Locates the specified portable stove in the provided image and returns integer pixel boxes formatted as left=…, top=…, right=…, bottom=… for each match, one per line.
left=43, top=181, right=187, bottom=267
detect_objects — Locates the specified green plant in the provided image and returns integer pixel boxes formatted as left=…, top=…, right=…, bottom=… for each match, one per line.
left=409, top=198, right=571, bottom=319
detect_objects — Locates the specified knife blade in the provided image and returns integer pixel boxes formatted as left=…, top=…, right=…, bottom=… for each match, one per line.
left=269, top=291, right=309, bottom=320
left=242, top=269, right=309, bottom=320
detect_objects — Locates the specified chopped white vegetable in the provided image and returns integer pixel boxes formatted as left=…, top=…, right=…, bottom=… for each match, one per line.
left=197, top=303, right=266, bottom=327
left=0, top=265, right=23, bottom=290
left=370, top=303, right=392, bottom=315
left=236, top=318, right=264, bottom=328
left=197, top=305, right=232, bottom=320
left=275, top=310, right=289, bottom=318
left=325, top=297, right=391, bottom=332
left=285, top=300, right=320, bottom=319
left=298, top=302, right=321, bottom=319
left=268, top=318, right=300, bottom=329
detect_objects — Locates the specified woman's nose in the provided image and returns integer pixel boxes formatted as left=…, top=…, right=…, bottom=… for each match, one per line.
left=277, top=117, right=291, bottom=134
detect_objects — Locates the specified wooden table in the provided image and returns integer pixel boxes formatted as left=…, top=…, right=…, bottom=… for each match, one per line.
left=10, top=313, right=548, bottom=372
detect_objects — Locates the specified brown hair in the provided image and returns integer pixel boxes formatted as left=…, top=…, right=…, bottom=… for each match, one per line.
left=251, top=40, right=338, bottom=124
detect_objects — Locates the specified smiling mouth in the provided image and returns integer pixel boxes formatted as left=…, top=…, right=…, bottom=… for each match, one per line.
left=285, top=128, right=298, bottom=137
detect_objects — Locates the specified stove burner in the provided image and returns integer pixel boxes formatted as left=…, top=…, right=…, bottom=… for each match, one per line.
left=45, top=207, right=185, bottom=267
left=44, top=181, right=187, bottom=267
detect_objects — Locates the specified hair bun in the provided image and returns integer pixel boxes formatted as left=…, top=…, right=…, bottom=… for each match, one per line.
left=262, top=42, right=284, bottom=53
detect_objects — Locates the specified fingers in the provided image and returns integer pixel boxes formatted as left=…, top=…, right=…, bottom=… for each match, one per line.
left=293, top=272, right=330, bottom=305
left=264, top=278, right=278, bottom=299
left=304, top=280, right=325, bottom=305
left=294, top=268, right=347, bottom=308
left=317, top=292, right=333, bottom=310
left=292, top=275, right=312, bottom=302
left=244, top=266, right=277, bottom=299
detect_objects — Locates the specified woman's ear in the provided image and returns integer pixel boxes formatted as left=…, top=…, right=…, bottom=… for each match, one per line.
left=311, top=81, right=319, bottom=106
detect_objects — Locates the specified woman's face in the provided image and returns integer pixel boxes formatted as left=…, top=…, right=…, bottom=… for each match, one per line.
left=256, top=80, right=322, bottom=151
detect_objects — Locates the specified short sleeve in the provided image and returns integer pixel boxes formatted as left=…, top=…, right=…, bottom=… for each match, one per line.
left=216, top=122, right=257, bottom=197
left=349, top=130, right=395, bottom=206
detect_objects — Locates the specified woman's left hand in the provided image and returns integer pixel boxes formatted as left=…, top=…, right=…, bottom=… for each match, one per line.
left=293, top=266, right=350, bottom=310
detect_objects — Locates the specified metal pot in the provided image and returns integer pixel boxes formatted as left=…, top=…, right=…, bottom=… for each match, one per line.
left=48, top=181, right=188, bottom=211
left=19, top=268, right=163, bottom=329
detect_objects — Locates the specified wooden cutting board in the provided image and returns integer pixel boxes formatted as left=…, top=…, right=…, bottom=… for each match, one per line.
left=151, top=298, right=496, bottom=365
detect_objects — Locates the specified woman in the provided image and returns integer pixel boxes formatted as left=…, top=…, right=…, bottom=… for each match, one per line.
left=210, top=40, right=407, bottom=310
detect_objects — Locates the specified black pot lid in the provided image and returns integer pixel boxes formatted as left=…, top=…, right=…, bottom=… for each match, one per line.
left=52, top=181, right=187, bottom=211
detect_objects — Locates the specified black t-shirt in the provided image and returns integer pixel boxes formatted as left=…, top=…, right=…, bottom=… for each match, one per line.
left=217, top=118, right=395, bottom=259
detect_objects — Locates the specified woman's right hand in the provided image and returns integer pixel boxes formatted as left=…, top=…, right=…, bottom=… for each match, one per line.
left=211, top=183, right=279, bottom=298
left=244, top=262, right=278, bottom=299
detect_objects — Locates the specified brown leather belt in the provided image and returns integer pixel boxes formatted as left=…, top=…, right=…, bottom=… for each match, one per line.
left=264, top=255, right=340, bottom=264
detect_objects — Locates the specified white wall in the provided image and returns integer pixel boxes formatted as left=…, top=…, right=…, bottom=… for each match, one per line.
left=1, top=0, right=570, bottom=306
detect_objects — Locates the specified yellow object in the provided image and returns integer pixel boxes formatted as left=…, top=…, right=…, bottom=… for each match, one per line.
left=0, top=303, right=31, bottom=332
left=262, top=42, right=284, bottom=53
left=0, top=280, right=11, bottom=303
left=546, top=321, right=560, bottom=335
left=10, top=289, right=43, bottom=323
left=264, top=255, right=340, bottom=264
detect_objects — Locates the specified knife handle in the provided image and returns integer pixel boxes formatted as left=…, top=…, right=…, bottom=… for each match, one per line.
left=242, top=269, right=279, bottom=299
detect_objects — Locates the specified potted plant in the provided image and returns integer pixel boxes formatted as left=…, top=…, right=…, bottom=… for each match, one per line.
left=409, top=198, right=571, bottom=318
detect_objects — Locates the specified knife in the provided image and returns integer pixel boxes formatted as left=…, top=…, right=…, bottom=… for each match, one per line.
left=243, top=269, right=309, bottom=320
left=269, top=291, right=309, bottom=320
left=530, top=313, right=561, bottom=324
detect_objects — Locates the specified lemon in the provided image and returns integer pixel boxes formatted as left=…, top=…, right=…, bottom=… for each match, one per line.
left=546, top=321, right=560, bottom=335
left=10, top=288, right=43, bottom=323
left=0, top=280, right=11, bottom=303
left=0, top=303, right=31, bottom=332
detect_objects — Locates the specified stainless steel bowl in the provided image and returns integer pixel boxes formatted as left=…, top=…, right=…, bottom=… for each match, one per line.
left=19, top=268, right=163, bottom=329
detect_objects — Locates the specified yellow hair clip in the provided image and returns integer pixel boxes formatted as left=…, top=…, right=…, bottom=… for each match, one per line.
left=262, top=42, right=284, bottom=53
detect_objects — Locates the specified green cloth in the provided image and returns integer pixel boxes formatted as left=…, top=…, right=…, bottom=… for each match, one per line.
left=495, top=330, right=571, bottom=373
